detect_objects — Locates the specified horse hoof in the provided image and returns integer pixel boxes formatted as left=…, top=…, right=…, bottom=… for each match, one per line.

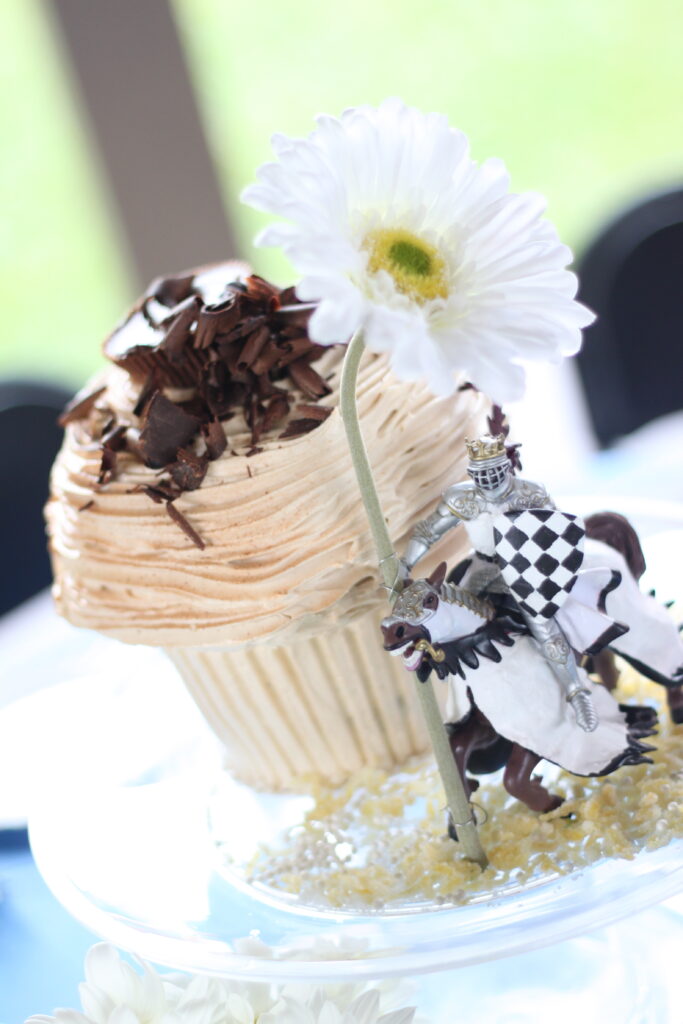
left=544, top=795, right=564, bottom=813
left=670, top=707, right=683, bottom=726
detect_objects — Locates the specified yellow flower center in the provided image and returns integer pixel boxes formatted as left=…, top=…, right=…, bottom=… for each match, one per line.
left=363, top=228, right=448, bottom=302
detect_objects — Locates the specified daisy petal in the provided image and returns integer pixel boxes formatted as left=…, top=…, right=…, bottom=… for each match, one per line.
left=309, top=290, right=365, bottom=344
left=109, top=1009, right=141, bottom=1024
left=469, top=355, right=527, bottom=404
left=344, top=990, right=380, bottom=1024
left=378, top=1010, right=417, bottom=1024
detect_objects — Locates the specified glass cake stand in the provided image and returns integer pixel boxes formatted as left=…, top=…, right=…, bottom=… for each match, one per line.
left=24, top=501, right=683, bottom=1022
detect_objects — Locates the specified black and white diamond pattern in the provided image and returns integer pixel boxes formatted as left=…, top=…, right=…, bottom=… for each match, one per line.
left=492, top=509, right=585, bottom=620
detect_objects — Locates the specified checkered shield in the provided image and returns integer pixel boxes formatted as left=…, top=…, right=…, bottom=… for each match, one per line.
left=492, top=509, right=585, bottom=620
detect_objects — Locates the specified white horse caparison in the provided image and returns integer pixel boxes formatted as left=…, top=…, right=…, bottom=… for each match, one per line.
left=381, top=561, right=658, bottom=813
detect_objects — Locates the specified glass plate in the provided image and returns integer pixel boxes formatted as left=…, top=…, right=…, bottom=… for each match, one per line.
left=26, top=665, right=683, bottom=981
left=25, top=501, right=683, bottom=982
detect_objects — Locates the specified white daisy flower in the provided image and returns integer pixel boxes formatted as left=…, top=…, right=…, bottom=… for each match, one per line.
left=24, top=944, right=227, bottom=1024
left=231, top=934, right=415, bottom=1017
left=258, top=989, right=415, bottom=1024
left=241, top=97, right=594, bottom=403
left=25, top=943, right=418, bottom=1024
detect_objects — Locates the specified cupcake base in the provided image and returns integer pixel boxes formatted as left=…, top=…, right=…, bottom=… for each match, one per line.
left=167, top=607, right=436, bottom=790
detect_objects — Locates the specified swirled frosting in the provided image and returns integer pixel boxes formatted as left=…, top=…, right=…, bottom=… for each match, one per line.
left=48, top=329, right=484, bottom=649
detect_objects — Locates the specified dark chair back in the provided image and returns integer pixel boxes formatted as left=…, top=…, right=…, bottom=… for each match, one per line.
left=0, top=381, right=71, bottom=616
left=576, top=188, right=683, bottom=448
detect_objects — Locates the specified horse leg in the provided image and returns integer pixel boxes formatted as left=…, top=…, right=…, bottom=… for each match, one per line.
left=593, top=649, right=620, bottom=692
left=445, top=707, right=499, bottom=841
left=668, top=685, right=683, bottom=725
left=597, top=647, right=682, bottom=722
left=446, top=715, right=483, bottom=799
left=503, top=744, right=564, bottom=813
left=447, top=706, right=498, bottom=798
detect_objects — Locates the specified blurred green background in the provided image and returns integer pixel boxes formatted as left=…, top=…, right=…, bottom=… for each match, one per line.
left=2, top=0, right=682, bottom=389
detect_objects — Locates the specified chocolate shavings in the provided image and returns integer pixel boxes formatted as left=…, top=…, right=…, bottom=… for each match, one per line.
left=137, top=393, right=200, bottom=468
left=294, top=404, right=332, bottom=422
left=202, top=419, right=228, bottom=461
left=166, top=501, right=205, bottom=550
left=61, top=266, right=339, bottom=548
left=280, top=418, right=325, bottom=439
left=98, top=425, right=128, bottom=484
left=287, top=359, right=331, bottom=399
left=161, top=295, right=202, bottom=362
left=58, top=385, right=106, bottom=427
left=168, top=448, right=209, bottom=491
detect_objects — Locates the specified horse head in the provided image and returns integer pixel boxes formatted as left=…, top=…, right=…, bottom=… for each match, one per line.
left=381, top=562, right=493, bottom=673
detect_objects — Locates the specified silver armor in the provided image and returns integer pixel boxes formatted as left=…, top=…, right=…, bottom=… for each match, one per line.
left=402, top=439, right=599, bottom=732
left=402, top=476, right=554, bottom=571
left=525, top=618, right=599, bottom=733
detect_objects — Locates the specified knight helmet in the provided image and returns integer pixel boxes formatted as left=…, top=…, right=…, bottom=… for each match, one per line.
left=465, top=434, right=512, bottom=497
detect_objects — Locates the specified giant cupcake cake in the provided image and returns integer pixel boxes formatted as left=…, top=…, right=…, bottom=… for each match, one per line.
left=47, top=261, right=485, bottom=790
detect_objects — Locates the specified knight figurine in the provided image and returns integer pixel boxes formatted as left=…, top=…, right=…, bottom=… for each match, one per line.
left=401, top=433, right=600, bottom=732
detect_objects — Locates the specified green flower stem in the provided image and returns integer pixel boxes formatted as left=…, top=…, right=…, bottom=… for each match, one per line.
left=339, top=332, right=400, bottom=593
left=340, top=330, right=488, bottom=870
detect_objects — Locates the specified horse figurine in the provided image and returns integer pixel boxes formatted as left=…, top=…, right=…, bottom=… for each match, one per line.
left=582, top=512, right=683, bottom=723
left=381, top=560, right=660, bottom=815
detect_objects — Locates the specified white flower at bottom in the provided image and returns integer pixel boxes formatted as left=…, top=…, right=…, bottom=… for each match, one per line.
left=259, top=989, right=414, bottom=1024
left=25, top=943, right=418, bottom=1024
left=241, top=98, right=594, bottom=403
left=24, top=944, right=225, bottom=1024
